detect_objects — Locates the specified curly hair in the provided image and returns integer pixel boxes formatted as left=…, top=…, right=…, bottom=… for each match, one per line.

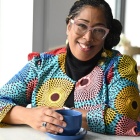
left=66, top=0, right=122, bottom=49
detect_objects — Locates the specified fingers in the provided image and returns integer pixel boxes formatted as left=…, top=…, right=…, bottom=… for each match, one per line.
left=44, top=108, right=63, bottom=121
left=28, top=107, right=66, bottom=134
left=43, top=115, right=66, bottom=127
left=40, top=122, right=64, bottom=134
left=40, top=107, right=66, bottom=134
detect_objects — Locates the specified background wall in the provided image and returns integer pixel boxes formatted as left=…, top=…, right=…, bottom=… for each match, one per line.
left=0, top=0, right=33, bottom=87
left=124, top=0, right=140, bottom=46
left=33, top=0, right=75, bottom=52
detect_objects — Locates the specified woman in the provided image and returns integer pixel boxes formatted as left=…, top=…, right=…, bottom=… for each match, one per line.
left=0, top=0, right=140, bottom=136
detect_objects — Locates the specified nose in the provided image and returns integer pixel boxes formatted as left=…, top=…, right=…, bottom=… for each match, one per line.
left=82, top=30, right=93, bottom=42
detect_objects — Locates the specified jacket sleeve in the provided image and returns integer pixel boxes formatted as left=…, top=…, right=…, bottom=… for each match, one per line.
left=105, top=55, right=140, bottom=135
left=0, top=58, right=38, bottom=126
left=87, top=55, right=140, bottom=136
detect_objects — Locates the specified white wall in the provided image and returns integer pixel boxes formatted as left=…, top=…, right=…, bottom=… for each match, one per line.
left=125, top=0, right=140, bottom=46
left=33, top=0, right=76, bottom=52
left=106, top=0, right=116, bottom=17
left=124, top=0, right=140, bottom=65
left=0, top=0, right=33, bottom=87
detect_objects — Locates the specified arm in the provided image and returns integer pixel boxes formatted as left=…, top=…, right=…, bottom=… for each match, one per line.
left=0, top=60, right=37, bottom=126
left=104, top=55, right=140, bottom=135
left=2, top=105, right=66, bottom=134
left=2, top=106, right=31, bottom=125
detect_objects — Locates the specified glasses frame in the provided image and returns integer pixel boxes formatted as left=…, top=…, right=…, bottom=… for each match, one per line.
left=70, top=19, right=110, bottom=40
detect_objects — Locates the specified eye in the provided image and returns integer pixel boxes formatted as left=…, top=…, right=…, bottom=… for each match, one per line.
left=77, top=23, right=87, bottom=30
left=93, top=28, right=105, bottom=34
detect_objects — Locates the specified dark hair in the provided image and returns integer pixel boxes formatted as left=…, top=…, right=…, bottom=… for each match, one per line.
left=66, top=0, right=122, bottom=49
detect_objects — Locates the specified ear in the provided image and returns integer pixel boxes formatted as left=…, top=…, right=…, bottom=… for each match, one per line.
left=66, top=22, right=71, bottom=35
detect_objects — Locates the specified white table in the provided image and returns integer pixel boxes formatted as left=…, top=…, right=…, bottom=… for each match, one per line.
left=0, top=125, right=140, bottom=140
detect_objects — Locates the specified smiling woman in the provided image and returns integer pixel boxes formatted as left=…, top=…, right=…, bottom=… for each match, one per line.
left=0, top=0, right=33, bottom=87
left=0, top=0, right=140, bottom=137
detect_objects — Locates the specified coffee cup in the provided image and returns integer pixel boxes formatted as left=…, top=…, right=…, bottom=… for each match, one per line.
left=56, top=109, right=82, bottom=136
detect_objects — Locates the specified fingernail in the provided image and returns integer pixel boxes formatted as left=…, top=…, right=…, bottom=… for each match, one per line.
left=63, top=123, right=66, bottom=127
left=59, top=128, right=63, bottom=133
left=60, top=116, right=63, bottom=120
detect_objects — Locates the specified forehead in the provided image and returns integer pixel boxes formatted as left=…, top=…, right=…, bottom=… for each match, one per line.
left=75, top=6, right=107, bottom=26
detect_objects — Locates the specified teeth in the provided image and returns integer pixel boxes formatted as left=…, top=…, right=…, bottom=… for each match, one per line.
left=80, top=44, right=90, bottom=48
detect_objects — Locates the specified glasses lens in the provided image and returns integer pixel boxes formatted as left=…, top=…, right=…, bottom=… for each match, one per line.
left=92, top=28, right=106, bottom=40
left=74, top=22, right=88, bottom=35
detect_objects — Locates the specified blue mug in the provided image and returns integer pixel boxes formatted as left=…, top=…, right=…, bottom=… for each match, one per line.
left=56, top=109, right=82, bottom=136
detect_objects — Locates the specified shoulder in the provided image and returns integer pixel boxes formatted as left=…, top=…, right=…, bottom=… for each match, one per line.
left=105, top=49, right=138, bottom=85
left=107, top=49, right=138, bottom=78
left=28, top=46, right=67, bottom=61
left=105, top=49, right=137, bottom=76
left=106, top=49, right=137, bottom=65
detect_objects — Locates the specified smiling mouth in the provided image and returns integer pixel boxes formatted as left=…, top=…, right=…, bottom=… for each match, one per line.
left=78, top=43, right=92, bottom=51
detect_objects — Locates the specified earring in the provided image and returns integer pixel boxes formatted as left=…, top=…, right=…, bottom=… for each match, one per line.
left=101, top=51, right=107, bottom=58
left=98, top=47, right=107, bottom=66
left=66, top=38, right=69, bottom=45
left=101, top=47, right=107, bottom=58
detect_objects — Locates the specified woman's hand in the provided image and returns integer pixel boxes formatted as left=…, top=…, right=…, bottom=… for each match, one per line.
left=25, top=106, right=66, bottom=134
left=2, top=106, right=66, bottom=134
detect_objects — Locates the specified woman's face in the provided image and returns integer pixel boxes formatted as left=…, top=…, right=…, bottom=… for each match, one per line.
left=66, top=6, right=108, bottom=61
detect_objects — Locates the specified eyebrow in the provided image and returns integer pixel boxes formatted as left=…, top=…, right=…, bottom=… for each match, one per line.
left=77, top=19, right=106, bottom=27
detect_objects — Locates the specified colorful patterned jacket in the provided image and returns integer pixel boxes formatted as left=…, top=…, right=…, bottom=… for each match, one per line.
left=0, top=47, right=140, bottom=135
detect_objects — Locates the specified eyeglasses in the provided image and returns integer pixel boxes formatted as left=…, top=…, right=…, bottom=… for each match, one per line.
left=70, top=19, right=109, bottom=40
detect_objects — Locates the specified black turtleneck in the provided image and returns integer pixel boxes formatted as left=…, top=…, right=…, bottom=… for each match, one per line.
left=64, top=47, right=102, bottom=107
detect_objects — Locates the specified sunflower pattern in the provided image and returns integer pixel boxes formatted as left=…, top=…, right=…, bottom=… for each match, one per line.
left=0, top=47, right=140, bottom=136
left=36, top=78, right=74, bottom=107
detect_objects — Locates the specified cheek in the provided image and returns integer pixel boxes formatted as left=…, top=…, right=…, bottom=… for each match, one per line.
left=67, top=34, right=79, bottom=53
left=67, top=25, right=81, bottom=44
left=99, top=41, right=105, bottom=47
left=68, top=32, right=78, bottom=44
left=101, top=40, right=106, bottom=48
left=92, top=40, right=104, bottom=48
left=92, top=41, right=105, bottom=52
